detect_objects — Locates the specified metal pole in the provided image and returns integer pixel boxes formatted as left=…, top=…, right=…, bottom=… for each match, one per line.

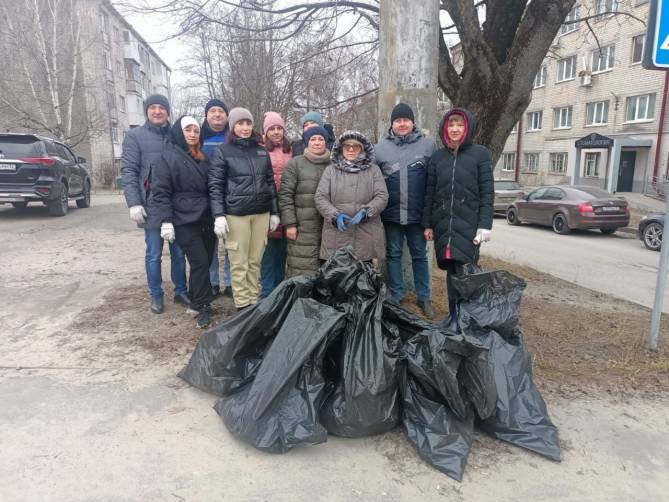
left=647, top=180, right=669, bottom=350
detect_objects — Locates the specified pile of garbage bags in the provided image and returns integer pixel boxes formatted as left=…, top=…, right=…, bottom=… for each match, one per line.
left=178, top=248, right=560, bottom=481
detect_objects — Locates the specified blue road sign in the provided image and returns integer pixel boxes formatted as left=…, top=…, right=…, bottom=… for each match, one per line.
left=653, top=0, right=669, bottom=67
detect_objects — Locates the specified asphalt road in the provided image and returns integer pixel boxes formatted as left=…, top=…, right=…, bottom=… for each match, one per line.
left=485, top=217, right=665, bottom=313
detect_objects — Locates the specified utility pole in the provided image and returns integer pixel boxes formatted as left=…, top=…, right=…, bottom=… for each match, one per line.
left=377, top=0, right=440, bottom=294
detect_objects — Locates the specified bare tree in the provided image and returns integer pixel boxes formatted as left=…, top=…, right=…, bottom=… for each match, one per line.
left=121, top=0, right=645, bottom=162
left=0, top=0, right=106, bottom=145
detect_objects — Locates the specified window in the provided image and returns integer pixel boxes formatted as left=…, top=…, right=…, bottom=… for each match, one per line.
left=592, top=44, right=615, bottom=72
left=625, top=93, right=656, bottom=122
left=557, top=56, right=576, bottom=81
left=524, top=153, right=539, bottom=172
left=99, top=10, right=109, bottom=33
left=527, top=111, right=543, bottom=131
left=553, top=106, right=573, bottom=129
left=632, top=34, right=645, bottom=64
left=549, top=153, right=568, bottom=173
left=584, top=152, right=601, bottom=177
left=119, top=95, right=126, bottom=112
left=596, top=0, right=618, bottom=18
left=560, top=5, right=580, bottom=34
left=123, top=30, right=130, bottom=42
left=534, top=65, right=547, bottom=88
left=103, top=49, right=111, bottom=70
left=501, top=153, right=515, bottom=172
left=586, top=100, right=609, bottom=125
left=528, top=188, right=547, bottom=201
left=544, top=188, right=565, bottom=200
left=113, top=27, right=120, bottom=42
left=111, top=125, right=119, bottom=143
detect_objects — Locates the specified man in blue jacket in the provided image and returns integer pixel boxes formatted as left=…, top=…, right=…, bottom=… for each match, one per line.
left=375, top=103, right=436, bottom=318
left=121, top=94, right=189, bottom=314
left=200, top=98, right=232, bottom=298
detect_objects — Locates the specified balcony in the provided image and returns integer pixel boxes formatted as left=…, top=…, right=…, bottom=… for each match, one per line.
left=126, top=79, right=142, bottom=95
left=128, top=110, right=145, bottom=127
left=123, top=41, right=141, bottom=64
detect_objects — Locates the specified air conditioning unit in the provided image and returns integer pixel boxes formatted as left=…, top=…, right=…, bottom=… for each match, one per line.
left=579, top=71, right=592, bottom=87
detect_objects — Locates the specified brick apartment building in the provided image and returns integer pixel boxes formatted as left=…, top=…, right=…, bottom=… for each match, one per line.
left=495, top=0, right=664, bottom=194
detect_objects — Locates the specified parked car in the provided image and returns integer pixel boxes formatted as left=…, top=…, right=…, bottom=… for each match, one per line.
left=0, top=133, right=91, bottom=216
left=638, top=213, right=664, bottom=251
left=494, top=179, right=525, bottom=215
left=506, top=185, right=630, bottom=234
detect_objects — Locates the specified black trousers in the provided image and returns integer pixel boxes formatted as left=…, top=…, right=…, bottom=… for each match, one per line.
left=443, top=246, right=480, bottom=300
left=175, top=219, right=216, bottom=310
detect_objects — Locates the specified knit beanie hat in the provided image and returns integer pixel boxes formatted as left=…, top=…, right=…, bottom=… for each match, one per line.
left=303, top=125, right=328, bottom=145
left=144, top=94, right=170, bottom=116
left=263, top=111, right=285, bottom=136
left=301, top=111, right=324, bottom=128
left=227, top=107, right=254, bottom=132
left=205, top=98, right=228, bottom=115
left=180, top=116, right=199, bottom=131
left=390, top=102, right=414, bottom=123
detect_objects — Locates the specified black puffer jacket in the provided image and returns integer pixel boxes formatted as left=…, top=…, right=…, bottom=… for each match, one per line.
left=208, top=136, right=279, bottom=217
left=422, top=108, right=494, bottom=267
left=151, top=126, right=212, bottom=226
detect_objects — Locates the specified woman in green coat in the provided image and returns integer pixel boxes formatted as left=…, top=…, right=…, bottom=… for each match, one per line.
left=278, top=126, right=331, bottom=276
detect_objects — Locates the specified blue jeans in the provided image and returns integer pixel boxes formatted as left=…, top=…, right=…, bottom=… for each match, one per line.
left=144, top=228, right=187, bottom=298
left=260, top=237, right=287, bottom=298
left=209, top=237, right=231, bottom=287
left=384, top=222, right=431, bottom=303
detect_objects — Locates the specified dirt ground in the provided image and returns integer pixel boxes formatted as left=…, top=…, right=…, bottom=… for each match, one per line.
left=2, top=195, right=668, bottom=501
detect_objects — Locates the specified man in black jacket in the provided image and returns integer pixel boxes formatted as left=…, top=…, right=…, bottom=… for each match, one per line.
left=121, top=94, right=189, bottom=314
left=423, top=108, right=494, bottom=330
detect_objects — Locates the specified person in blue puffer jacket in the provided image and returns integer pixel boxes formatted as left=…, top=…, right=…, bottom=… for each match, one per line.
left=375, top=103, right=437, bottom=318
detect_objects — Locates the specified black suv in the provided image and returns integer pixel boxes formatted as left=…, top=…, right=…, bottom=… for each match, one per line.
left=0, top=133, right=91, bottom=216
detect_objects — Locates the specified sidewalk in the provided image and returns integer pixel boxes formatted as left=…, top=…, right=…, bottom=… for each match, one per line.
left=617, top=192, right=664, bottom=236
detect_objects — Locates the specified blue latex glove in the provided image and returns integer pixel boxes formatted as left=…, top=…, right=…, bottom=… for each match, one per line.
left=336, top=213, right=352, bottom=232
left=349, top=208, right=368, bottom=225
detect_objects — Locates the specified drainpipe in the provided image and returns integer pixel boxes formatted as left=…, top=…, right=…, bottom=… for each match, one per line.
left=654, top=70, right=669, bottom=181
left=514, top=115, right=523, bottom=182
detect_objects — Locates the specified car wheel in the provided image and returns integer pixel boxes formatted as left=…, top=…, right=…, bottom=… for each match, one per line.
left=76, top=180, right=91, bottom=208
left=47, top=181, right=68, bottom=217
left=643, top=222, right=663, bottom=251
left=600, top=228, right=616, bottom=235
left=552, top=213, right=570, bottom=235
left=11, top=202, right=28, bottom=210
left=506, top=207, right=520, bottom=226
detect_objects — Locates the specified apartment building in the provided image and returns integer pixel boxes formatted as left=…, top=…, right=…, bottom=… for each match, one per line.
left=78, top=0, right=171, bottom=179
left=495, top=0, right=664, bottom=194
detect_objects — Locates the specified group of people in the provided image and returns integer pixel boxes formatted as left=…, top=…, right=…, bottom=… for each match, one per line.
left=122, top=94, right=494, bottom=330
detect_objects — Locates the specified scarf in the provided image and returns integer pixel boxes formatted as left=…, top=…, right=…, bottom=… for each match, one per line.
left=303, top=148, right=331, bottom=164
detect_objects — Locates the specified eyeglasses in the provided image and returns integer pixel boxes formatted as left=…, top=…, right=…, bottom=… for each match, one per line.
left=342, top=143, right=362, bottom=151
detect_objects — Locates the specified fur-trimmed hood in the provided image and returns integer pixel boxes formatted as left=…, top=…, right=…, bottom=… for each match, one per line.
left=330, top=130, right=375, bottom=172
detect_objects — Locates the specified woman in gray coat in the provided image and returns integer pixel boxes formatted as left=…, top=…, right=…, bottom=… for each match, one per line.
left=314, top=130, right=389, bottom=262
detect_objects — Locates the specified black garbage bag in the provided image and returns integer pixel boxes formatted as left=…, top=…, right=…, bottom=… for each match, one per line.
left=453, top=266, right=526, bottom=420
left=476, top=328, right=561, bottom=462
left=399, top=359, right=475, bottom=482
left=178, top=275, right=315, bottom=396
left=214, top=298, right=347, bottom=453
left=319, top=253, right=402, bottom=437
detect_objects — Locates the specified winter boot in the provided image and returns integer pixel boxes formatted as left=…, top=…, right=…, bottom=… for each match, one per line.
left=196, top=305, right=213, bottom=329
left=438, top=298, right=460, bottom=332
left=150, top=294, right=164, bottom=314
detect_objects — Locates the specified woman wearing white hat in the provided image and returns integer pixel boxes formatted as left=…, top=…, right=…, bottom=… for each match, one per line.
left=152, top=115, right=216, bottom=329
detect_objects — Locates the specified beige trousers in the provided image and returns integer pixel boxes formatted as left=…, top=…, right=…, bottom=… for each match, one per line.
left=225, top=213, right=270, bottom=308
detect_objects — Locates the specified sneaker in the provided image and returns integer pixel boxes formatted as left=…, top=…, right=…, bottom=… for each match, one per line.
left=222, top=286, right=233, bottom=297
left=418, top=300, right=435, bottom=319
left=150, top=294, right=164, bottom=314
left=173, top=292, right=192, bottom=308
left=196, top=306, right=212, bottom=329
left=212, top=285, right=221, bottom=297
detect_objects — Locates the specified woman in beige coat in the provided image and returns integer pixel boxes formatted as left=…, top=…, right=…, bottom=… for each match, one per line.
left=314, top=130, right=389, bottom=262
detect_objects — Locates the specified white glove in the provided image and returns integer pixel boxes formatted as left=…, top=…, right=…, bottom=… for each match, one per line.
left=473, top=228, right=492, bottom=245
left=269, top=215, right=280, bottom=232
left=129, top=205, right=147, bottom=224
left=214, top=216, right=229, bottom=239
left=160, top=222, right=175, bottom=243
